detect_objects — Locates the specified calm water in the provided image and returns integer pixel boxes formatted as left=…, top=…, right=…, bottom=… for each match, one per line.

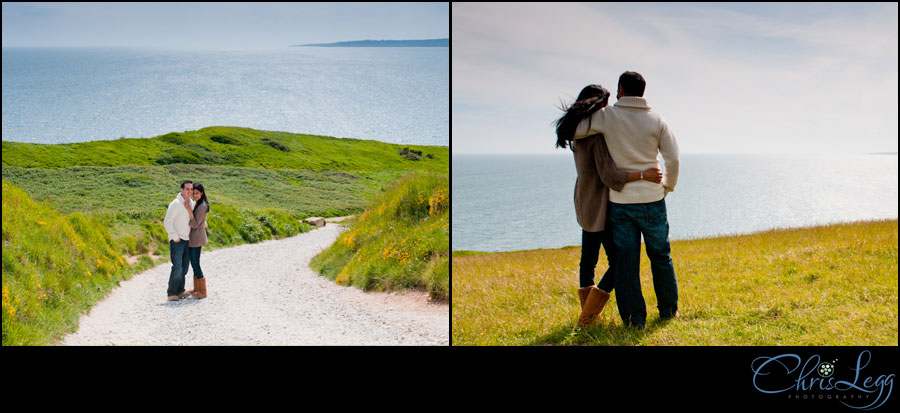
left=452, top=153, right=899, bottom=252
left=1, top=47, right=448, bottom=146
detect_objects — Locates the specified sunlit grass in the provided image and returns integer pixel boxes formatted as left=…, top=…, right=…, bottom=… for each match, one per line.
left=311, top=171, right=449, bottom=300
left=452, top=219, right=898, bottom=346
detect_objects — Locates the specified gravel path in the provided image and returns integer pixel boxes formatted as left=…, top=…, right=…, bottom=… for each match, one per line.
left=60, top=222, right=449, bottom=346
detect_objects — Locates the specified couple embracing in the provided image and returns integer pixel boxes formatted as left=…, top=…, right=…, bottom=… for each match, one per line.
left=163, top=180, right=210, bottom=301
left=555, top=71, right=680, bottom=330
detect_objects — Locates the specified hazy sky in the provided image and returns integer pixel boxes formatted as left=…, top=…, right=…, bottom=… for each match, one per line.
left=453, top=2, right=898, bottom=154
left=1, top=2, right=449, bottom=50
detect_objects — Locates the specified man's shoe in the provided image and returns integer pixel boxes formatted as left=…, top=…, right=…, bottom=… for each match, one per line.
left=167, top=295, right=179, bottom=301
left=177, top=290, right=192, bottom=299
left=577, top=287, right=610, bottom=327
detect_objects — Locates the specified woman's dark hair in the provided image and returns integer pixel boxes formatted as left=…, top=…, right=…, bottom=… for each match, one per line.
left=618, top=71, right=646, bottom=97
left=192, top=182, right=209, bottom=213
left=554, top=84, right=610, bottom=149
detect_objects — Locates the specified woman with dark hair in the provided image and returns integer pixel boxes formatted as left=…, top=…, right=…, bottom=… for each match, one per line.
left=555, top=84, right=661, bottom=327
left=184, top=182, right=210, bottom=299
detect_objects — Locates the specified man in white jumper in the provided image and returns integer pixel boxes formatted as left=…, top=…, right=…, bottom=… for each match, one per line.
left=163, top=180, right=195, bottom=301
left=574, top=71, right=680, bottom=329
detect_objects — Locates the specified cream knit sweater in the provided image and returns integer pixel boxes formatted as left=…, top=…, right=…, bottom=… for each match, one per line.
left=573, top=96, right=680, bottom=204
left=163, top=193, right=196, bottom=242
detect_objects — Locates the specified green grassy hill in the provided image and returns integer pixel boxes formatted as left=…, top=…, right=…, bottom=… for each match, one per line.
left=2, top=126, right=448, bottom=345
left=452, top=219, right=898, bottom=346
left=310, top=171, right=449, bottom=301
left=1, top=126, right=447, bottom=173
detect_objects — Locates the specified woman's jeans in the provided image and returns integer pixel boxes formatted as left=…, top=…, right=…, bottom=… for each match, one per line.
left=167, top=239, right=190, bottom=297
left=608, top=199, right=678, bottom=328
left=579, top=229, right=616, bottom=293
left=188, top=246, right=204, bottom=279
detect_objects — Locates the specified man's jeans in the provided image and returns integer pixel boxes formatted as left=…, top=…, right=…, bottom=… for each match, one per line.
left=579, top=229, right=616, bottom=293
left=167, top=239, right=190, bottom=297
left=608, top=199, right=678, bottom=328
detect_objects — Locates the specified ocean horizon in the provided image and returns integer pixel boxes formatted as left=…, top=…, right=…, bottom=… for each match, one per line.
left=451, top=152, right=899, bottom=252
left=1, top=46, right=449, bottom=147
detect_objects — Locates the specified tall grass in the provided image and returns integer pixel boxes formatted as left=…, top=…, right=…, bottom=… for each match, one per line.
left=2, top=180, right=134, bottom=345
left=310, top=171, right=449, bottom=300
left=452, top=219, right=898, bottom=346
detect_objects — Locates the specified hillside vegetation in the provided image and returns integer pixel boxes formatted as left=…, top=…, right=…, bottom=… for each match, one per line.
left=310, top=171, right=449, bottom=300
left=1, top=126, right=447, bottom=173
left=2, top=126, right=448, bottom=345
left=452, top=219, right=898, bottom=346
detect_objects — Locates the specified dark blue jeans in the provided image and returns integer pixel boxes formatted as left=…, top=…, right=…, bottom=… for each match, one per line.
left=167, top=239, right=191, bottom=297
left=608, top=199, right=678, bottom=328
left=579, top=229, right=616, bottom=293
left=188, top=246, right=204, bottom=279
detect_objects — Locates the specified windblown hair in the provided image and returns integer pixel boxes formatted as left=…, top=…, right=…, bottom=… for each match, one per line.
left=554, top=84, right=610, bottom=150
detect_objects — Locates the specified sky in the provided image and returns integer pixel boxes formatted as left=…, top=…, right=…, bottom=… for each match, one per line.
left=453, top=2, right=899, bottom=155
left=1, top=2, right=449, bottom=50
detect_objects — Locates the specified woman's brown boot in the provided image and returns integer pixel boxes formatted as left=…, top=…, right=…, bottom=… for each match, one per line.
left=577, top=287, right=610, bottom=327
left=578, top=286, right=593, bottom=309
left=192, top=277, right=207, bottom=299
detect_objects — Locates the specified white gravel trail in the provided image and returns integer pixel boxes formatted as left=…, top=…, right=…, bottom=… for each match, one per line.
left=60, top=222, right=449, bottom=346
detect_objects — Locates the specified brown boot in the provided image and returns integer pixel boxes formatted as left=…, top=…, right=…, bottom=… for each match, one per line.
left=192, top=277, right=207, bottom=299
left=577, top=287, right=610, bottom=327
left=578, top=286, right=593, bottom=309
left=191, top=276, right=202, bottom=298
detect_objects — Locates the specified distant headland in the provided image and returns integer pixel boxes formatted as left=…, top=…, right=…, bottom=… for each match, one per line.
left=292, top=38, right=449, bottom=47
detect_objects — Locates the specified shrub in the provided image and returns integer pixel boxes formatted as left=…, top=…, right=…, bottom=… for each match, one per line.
left=261, top=138, right=291, bottom=152
left=210, top=135, right=242, bottom=145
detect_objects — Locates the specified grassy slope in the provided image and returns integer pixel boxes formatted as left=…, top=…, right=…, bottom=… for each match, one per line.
left=452, top=219, right=898, bottom=346
left=310, top=171, right=449, bottom=300
left=1, top=126, right=448, bottom=173
left=2, top=126, right=448, bottom=345
left=2, top=180, right=139, bottom=345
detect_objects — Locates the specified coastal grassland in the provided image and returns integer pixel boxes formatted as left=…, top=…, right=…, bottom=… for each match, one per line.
left=1, top=164, right=373, bottom=217
left=1, top=126, right=449, bottom=345
left=451, top=219, right=898, bottom=346
left=310, top=171, right=449, bottom=301
left=1, top=125, right=447, bottom=259
left=1, top=126, right=448, bottom=174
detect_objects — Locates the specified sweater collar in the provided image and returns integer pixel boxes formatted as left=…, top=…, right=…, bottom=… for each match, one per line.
left=177, top=193, right=196, bottom=206
left=614, top=96, right=651, bottom=110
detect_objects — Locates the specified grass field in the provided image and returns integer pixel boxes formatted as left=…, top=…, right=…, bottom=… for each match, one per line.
left=2, top=126, right=448, bottom=345
left=451, top=219, right=898, bottom=346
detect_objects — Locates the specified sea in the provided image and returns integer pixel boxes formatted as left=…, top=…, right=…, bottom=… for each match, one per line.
left=452, top=153, right=899, bottom=252
left=1, top=46, right=448, bottom=146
